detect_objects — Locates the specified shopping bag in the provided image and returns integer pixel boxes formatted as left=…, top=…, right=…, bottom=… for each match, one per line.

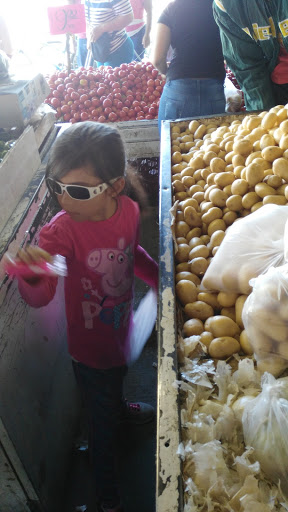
left=91, top=33, right=111, bottom=63
left=242, top=373, right=288, bottom=496
left=128, top=289, right=158, bottom=365
left=242, top=263, right=288, bottom=376
left=202, top=204, right=288, bottom=295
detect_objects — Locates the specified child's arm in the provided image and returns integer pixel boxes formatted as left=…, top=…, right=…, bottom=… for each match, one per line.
left=9, top=246, right=58, bottom=308
left=134, top=244, right=158, bottom=290
left=16, top=215, right=73, bottom=307
left=18, top=275, right=58, bottom=308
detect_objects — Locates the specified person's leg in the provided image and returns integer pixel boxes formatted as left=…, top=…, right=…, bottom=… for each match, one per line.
left=104, top=37, right=134, bottom=68
left=77, top=38, right=88, bottom=68
left=157, top=79, right=200, bottom=134
left=131, top=25, right=146, bottom=61
left=72, top=361, right=127, bottom=507
left=158, top=78, right=226, bottom=134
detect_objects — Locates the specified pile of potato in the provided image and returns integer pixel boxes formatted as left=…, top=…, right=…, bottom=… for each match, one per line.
left=171, top=106, right=288, bottom=362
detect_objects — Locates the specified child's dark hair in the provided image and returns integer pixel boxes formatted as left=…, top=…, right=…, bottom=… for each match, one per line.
left=45, top=121, right=149, bottom=211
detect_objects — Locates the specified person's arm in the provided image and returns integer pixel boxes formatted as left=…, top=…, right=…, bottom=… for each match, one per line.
left=142, top=0, right=152, bottom=48
left=10, top=246, right=58, bottom=308
left=18, top=275, right=58, bottom=308
left=151, top=22, right=171, bottom=76
left=90, top=12, right=133, bottom=41
left=134, top=244, right=158, bottom=290
left=213, top=1, right=275, bottom=111
left=17, top=217, right=72, bottom=308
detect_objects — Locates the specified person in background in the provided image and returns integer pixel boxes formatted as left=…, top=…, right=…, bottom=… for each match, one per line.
left=10, top=122, right=158, bottom=512
left=151, top=0, right=226, bottom=133
left=67, top=0, right=91, bottom=67
left=213, top=0, right=288, bottom=111
left=126, top=0, right=152, bottom=61
left=0, top=15, right=13, bottom=58
left=87, top=0, right=134, bottom=68
left=77, top=32, right=88, bottom=67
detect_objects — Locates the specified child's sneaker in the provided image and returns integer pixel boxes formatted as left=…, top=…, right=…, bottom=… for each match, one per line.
left=123, top=400, right=155, bottom=425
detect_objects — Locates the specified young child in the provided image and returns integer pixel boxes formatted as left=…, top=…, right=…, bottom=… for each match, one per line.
left=12, top=121, right=158, bottom=512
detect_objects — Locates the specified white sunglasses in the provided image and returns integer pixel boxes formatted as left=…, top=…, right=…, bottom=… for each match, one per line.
left=46, top=177, right=121, bottom=201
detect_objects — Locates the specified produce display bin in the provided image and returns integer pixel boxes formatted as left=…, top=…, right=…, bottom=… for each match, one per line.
left=157, top=113, right=252, bottom=512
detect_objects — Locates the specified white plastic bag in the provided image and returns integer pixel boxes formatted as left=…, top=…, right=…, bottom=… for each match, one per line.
left=242, top=373, right=288, bottom=496
left=202, top=205, right=288, bottom=294
left=242, top=263, right=288, bottom=376
left=224, top=77, right=243, bottom=113
left=127, top=288, right=157, bottom=365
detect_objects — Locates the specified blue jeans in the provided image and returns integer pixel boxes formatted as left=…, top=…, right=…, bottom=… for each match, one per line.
left=158, top=77, right=226, bottom=133
left=77, top=37, right=88, bottom=67
left=77, top=37, right=94, bottom=67
left=130, top=25, right=146, bottom=61
left=97, top=36, right=134, bottom=68
left=72, top=361, right=127, bottom=504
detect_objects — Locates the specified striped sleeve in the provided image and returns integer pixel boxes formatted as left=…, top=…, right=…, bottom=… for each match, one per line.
left=112, top=0, right=133, bottom=17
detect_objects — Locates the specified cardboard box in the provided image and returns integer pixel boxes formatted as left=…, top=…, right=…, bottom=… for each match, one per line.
left=0, top=74, right=50, bottom=129
left=0, top=126, right=41, bottom=232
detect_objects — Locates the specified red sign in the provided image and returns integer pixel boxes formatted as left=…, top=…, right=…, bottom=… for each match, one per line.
left=47, top=4, right=86, bottom=35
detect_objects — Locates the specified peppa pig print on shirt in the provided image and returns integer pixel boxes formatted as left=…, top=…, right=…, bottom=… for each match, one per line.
left=80, top=237, right=134, bottom=330
left=87, top=237, right=134, bottom=297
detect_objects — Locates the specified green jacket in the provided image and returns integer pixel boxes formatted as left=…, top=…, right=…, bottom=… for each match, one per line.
left=213, top=0, right=288, bottom=110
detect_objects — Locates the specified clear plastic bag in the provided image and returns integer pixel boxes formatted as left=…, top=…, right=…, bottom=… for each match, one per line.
left=242, top=263, right=288, bottom=376
left=4, top=253, right=67, bottom=279
left=242, top=373, right=288, bottom=496
left=127, top=288, right=157, bottom=365
left=202, top=205, right=288, bottom=295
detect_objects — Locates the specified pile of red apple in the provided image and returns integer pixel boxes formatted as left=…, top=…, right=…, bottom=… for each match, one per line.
left=44, top=61, right=164, bottom=123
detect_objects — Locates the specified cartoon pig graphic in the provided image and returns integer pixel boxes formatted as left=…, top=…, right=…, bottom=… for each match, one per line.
left=87, top=238, right=133, bottom=297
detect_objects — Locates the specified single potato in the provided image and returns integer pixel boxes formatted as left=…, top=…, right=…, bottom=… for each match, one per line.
left=209, top=336, right=241, bottom=359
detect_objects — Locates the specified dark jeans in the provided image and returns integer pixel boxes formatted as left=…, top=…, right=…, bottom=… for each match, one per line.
left=272, top=82, right=288, bottom=106
left=72, top=361, right=127, bottom=503
left=130, top=25, right=146, bottom=61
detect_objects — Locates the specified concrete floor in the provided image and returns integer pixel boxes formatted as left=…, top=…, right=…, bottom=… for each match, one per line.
left=62, top=171, right=159, bottom=512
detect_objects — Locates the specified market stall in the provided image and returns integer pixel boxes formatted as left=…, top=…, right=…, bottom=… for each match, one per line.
left=157, top=110, right=288, bottom=512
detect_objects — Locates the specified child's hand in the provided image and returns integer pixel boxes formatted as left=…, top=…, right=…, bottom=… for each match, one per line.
left=3, top=246, right=53, bottom=283
left=15, top=246, right=53, bottom=265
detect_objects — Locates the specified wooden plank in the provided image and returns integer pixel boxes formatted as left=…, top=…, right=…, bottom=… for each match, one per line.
left=157, top=120, right=182, bottom=512
left=0, top=446, right=31, bottom=512
left=0, top=126, right=41, bottom=233
left=32, top=112, right=56, bottom=150
left=125, top=141, right=160, bottom=159
left=56, top=120, right=160, bottom=145
left=0, top=418, right=39, bottom=503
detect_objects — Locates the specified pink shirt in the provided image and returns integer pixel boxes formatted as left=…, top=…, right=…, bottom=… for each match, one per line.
left=18, top=196, right=158, bottom=369
left=126, top=0, right=145, bottom=37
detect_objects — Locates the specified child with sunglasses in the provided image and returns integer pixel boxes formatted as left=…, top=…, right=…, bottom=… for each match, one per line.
left=10, top=121, right=158, bottom=512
